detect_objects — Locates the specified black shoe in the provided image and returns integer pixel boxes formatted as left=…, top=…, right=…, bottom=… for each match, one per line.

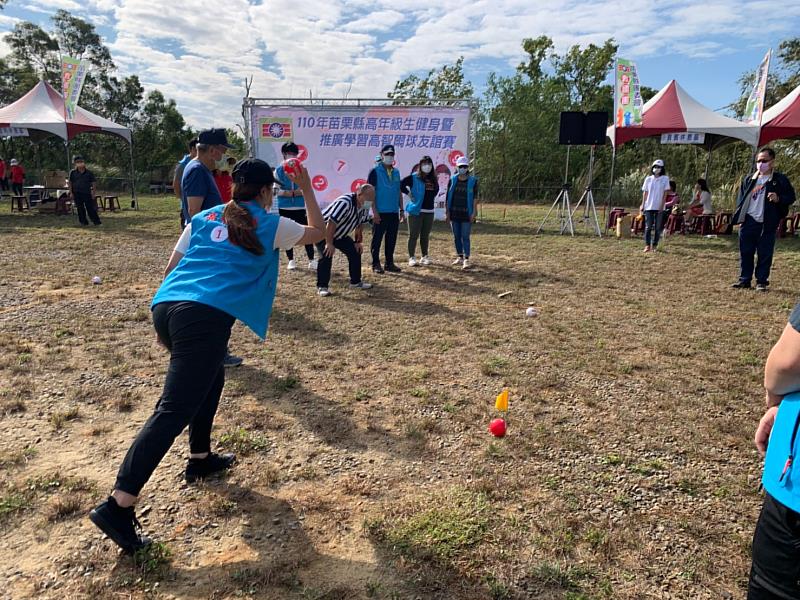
left=185, top=452, right=236, bottom=483
left=385, top=263, right=402, bottom=273
left=93, top=221, right=102, bottom=226
left=756, top=283, right=768, bottom=292
left=89, top=497, right=151, bottom=554
left=732, top=281, right=751, bottom=289
left=223, top=353, right=243, bottom=368
left=372, top=264, right=384, bottom=274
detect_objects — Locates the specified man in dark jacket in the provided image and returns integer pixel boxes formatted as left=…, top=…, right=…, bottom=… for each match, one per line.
left=731, top=147, right=795, bottom=291
left=69, top=155, right=100, bottom=226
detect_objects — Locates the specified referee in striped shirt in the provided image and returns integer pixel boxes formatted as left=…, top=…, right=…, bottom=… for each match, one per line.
left=316, top=184, right=375, bottom=296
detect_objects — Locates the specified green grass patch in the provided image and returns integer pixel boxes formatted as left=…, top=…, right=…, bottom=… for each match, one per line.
left=218, top=427, right=271, bottom=456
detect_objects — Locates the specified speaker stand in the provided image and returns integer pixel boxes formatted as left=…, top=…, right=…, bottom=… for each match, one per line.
left=537, top=145, right=575, bottom=236
left=571, top=145, right=602, bottom=237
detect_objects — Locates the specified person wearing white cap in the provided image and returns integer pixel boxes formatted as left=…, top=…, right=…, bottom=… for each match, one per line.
left=639, top=159, right=670, bottom=252
left=9, top=158, right=25, bottom=197
left=446, top=155, right=478, bottom=269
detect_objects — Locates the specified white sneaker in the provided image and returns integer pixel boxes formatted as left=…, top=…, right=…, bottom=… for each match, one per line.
left=462, top=258, right=471, bottom=269
left=408, top=256, right=418, bottom=267
left=349, top=281, right=373, bottom=290
left=452, top=257, right=463, bottom=265
left=308, top=259, right=318, bottom=271
left=317, top=287, right=331, bottom=296
left=420, top=256, right=431, bottom=265
left=287, top=259, right=297, bottom=271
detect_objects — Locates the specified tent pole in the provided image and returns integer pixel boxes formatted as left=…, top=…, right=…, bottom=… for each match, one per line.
left=604, top=145, right=617, bottom=232
left=129, top=137, right=138, bottom=210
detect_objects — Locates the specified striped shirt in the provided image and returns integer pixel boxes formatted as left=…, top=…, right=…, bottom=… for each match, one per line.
left=322, top=193, right=372, bottom=240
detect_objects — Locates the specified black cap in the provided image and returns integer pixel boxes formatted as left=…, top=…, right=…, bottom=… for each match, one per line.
left=381, top=144, right=395, bottom=154
left=73, top=155, right=85, bottom=162
left=281, top=142, right=299, bottom=154
left=198, top=128, right=234, bottom=148
left=232, top=158, right=275, bottom=186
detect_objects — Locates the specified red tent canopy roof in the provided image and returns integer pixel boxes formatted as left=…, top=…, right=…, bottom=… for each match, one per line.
left=0, top=80, right=130, bottom=143
left=759, top=83, right=800, bottom=145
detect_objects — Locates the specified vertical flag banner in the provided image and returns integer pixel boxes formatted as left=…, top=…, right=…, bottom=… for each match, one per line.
left=251, top=105, right=471, bottom=219
left=744, top=50, right=772, bottom=125
left=61, top=56, right=89, bottom=119
left=615, top=59, right=643, bottom=128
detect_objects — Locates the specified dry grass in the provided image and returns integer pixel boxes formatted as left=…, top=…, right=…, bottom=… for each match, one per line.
left=0, top=196, right=797, bottom=599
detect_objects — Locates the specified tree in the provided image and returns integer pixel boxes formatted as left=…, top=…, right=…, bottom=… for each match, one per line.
left=388, top=57, right=474, bottom=105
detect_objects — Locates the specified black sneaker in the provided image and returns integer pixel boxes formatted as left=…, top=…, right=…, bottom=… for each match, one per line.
left=223, top=353, right=243, bottom=368
left=185, top=452, right=236, bottom=483
left=731, top=281, right=751, bottom=289
left=756, top=283, right=768, bottom=292
left=89, top=497, right=151, bottom=554
left=372, top=264, right=385, bottom=274
left=385, top=263, right=402, bottom=273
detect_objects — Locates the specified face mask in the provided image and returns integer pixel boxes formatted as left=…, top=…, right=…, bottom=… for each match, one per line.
left=652, top=167, right=662, bottom=175
left=758, top=161, right=771, bottom=174
left=421, top=164, right=432, bottom=174
left=382, top=156, right=394, bottom=166
left=458, top=167, right=468, bottom=175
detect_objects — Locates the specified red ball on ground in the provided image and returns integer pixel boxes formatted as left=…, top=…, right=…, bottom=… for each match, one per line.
left=489, top=418, right=507, bottom=438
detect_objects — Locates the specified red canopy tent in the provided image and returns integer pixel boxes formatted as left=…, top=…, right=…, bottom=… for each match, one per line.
left=607, top=79, right=759, bottom=149
left=759, top=83, right=800, bottom=145
left=0, top=80, right=136, bottom=206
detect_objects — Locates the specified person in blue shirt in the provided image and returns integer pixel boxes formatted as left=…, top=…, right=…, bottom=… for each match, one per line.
left=400, top=155, right=439, bottom=266
left=173, top=137, right=197, bottom=229
left=367, top=144, right=403, bottom=273
left=446, top=155, right=479, bottom=269
left=750, top=302, right=800, bottom=598
left=181, top=128, right=244, bottom=368
left=274, top=142, right=317, bottom=272
left=88, top=159, right=324, bottom=555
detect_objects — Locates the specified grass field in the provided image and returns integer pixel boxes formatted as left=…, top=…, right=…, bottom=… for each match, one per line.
left=1, top=195, right=799, bottom=599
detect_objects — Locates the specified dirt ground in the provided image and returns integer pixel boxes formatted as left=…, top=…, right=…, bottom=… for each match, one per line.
left=1, top=197, right=798, bottom=600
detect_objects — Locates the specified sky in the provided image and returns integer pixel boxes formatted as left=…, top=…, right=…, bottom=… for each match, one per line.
left=0, top=0, right=798, bottom=129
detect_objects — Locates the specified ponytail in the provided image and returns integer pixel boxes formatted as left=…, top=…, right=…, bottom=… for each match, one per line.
left=223, top=190, right=264, bottom=255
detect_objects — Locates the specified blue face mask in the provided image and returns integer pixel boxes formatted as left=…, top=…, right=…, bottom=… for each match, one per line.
left=458, top=167, right=468, bottom=175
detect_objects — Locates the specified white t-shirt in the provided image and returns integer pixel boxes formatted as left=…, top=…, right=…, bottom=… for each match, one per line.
left=747, top=176, right=769, bottom=223
left=641, top=175, right=670, bottom=211
left=174, top=217, right=305, bottom=255
left=699, top=190, right=713, bottom=214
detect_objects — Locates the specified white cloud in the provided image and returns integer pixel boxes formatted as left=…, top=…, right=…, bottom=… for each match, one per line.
left=9, top=0, right=793, bottom=128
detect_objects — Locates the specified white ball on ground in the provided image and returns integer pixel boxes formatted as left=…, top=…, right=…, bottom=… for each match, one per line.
left=92, top=276, right=102, bottom=285
left=525, top=307, right=538, bottom=318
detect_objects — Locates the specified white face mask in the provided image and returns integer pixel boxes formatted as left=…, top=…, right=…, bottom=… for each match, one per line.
left=421, top=164, right=432, bottom=174
left=458, top=166, right=468, bottom=175
left=382, top=155, right=394, bottom=166
left=652, top=166, right=662, bottom=175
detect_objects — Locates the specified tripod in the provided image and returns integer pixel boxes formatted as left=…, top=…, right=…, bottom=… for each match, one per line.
left=571, top=145, right=602, bottom=237
left=536, top=145, right=575, bottom=236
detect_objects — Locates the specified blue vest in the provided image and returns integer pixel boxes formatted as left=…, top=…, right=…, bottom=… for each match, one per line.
left=404, top=173, right=427, bottom=216
left=152, top=202, right=280, bottom=339
left=763, top=392, right=800, bottom=512
left=446, top=175, right=477, bottom=216
left=274, top=165, right=305, bottom=210
left=372, top=165, right=401, bottom=213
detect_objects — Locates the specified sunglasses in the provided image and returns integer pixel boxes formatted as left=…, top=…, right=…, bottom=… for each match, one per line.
left=383, top=152, right=395, bottom=157
left=756, top=159, right=773, bottom=163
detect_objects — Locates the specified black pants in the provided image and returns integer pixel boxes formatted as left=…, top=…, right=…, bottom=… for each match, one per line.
left=748, top=492, right=800, bottom=599
left=0, top=177, right=8, bottom=191
left=371, top=212, right=399, bottom=267
left=279, top=209, right=314, bottom=261
left=316, top=236, right=361, bottom=288
left=11, top=182, right=22, bottom=196
left=114, top=302, right=234, bottom=496
left=74, top=192, right=101, bottom=225
left=739, top=215, right=777, bottom=286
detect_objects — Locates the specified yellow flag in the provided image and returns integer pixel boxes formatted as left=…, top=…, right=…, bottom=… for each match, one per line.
left=495, top=389, right=509, bottom=412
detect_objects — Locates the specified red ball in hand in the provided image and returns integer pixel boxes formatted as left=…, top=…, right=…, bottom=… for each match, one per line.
left=488, top=418, right=507, bottom=438
left=283, top=158, right=302, bottom=177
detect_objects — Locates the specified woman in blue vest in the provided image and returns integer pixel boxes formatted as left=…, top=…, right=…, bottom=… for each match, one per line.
left=275, top=142, right=318, bottom=271
left=750, top=301, right=800, bottom=598
left=367, top=144, right=403, bottom=273
left=88, top=159, right=324, bottom=554
left=446, top=155, right=478, bottom=269
left=401, top=155, right=439, bottom=266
